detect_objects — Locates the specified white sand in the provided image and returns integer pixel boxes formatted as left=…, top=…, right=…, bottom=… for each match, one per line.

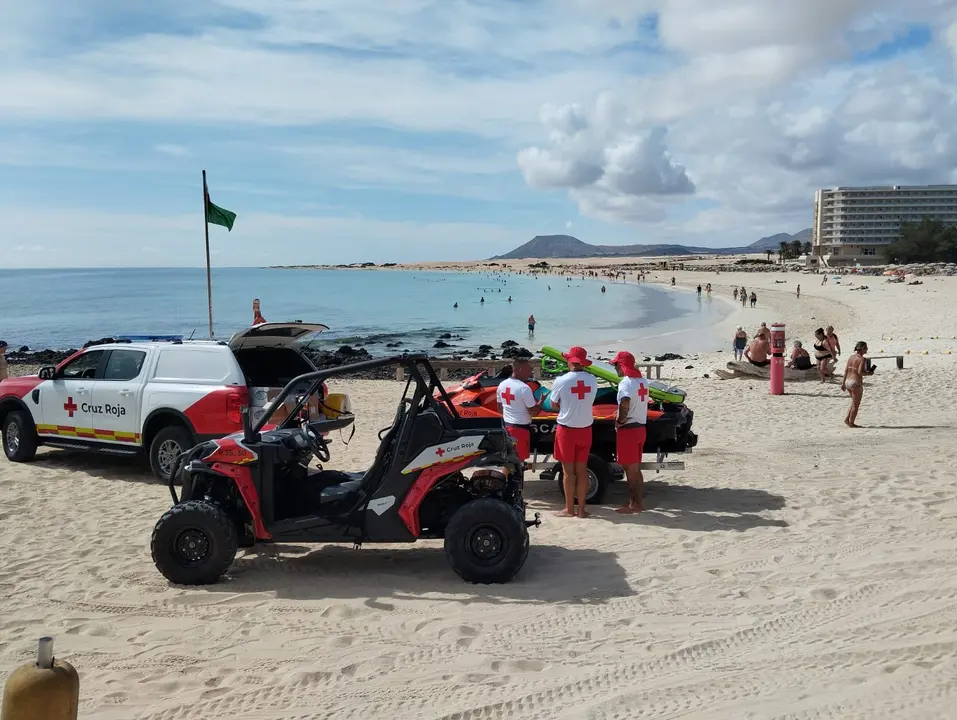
left=3, top=269, right=957, bottom=718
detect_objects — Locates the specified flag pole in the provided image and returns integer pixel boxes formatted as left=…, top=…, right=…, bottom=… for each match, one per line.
left=202, top=169, right=214, bottom=338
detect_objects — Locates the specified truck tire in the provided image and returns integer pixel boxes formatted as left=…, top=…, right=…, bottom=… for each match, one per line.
left=151, top=500, right=238, bottom=585
left=149, top=425, right=193, bottom=483
left=444, top=498, right=529, bottom=584
left=2, top=410, right=38, bottom=463
left=554, top=453, right=611, bottom=504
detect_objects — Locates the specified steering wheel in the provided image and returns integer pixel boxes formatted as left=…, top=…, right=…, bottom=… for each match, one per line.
left=303, top=425, right=331, bottom=462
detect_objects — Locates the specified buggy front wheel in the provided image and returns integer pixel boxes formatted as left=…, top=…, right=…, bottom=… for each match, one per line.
left=151, top=500, right=238, bottom=585
left=444, top=499, right=529, bottom=584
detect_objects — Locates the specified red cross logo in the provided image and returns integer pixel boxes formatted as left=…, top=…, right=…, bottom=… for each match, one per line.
left=435, top=447, right=445, bottom=457
left=571, top=380, right=590, bottom=400
left=637, top=384, right=648, bottom=402
left=501, top=387, right=515, bottom=405
left=63, top=397, right=78, bottom=418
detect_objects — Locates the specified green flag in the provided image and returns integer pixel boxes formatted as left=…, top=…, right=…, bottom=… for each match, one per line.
left=205, top=189, right=237, bottom=231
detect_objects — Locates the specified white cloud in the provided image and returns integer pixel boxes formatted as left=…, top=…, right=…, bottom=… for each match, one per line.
left=1, top=0, right=955, bottom=258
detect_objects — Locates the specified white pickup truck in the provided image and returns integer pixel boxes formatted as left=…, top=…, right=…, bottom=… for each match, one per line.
left=0, top=323, right=328, bottom=481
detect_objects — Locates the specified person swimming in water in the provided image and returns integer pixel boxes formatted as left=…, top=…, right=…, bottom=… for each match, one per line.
left=841, top=341, right=874, bottom=428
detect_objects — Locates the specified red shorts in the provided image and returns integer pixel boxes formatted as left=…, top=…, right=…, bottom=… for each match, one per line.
left=505, top=425, right=531, bottom=461
left=616, top=425, right=646, bottom=465
left=554, top=425, right=592, bottom=463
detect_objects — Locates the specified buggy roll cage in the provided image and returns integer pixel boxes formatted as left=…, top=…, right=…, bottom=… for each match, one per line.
left=249, top=354, right=462, bottom=439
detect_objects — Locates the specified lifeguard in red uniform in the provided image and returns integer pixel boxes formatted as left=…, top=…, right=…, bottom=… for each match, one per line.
left=495, top=358, right=542, bottom=463
left=611, top=351, right=649, bottom=513
left=549, top=346, right=598, bottom=518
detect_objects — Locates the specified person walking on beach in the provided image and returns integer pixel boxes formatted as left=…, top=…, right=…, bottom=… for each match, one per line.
left=745, top=333, right=771, bottom=367
left=671, top=277, right=675, bottom=286
left=841, top=341, right=873, bottom=428
left=756, top=322, right=771, bottom=344
left=696, top=284, right=702, bottom=296
left=550, top=347, right=598, bottom=518
left=527, top=314, right=536, bottom=338
left=0, top=341, right=8, bottom=381
left=496, top=358, right=542, bottom=466
left=826, top=325, right=842, bottom=359
left=252, top=298, right=266, bottom=326
left=741, top=287, right=747, bottom=306
left=733, top=288, right=739, bottom=301
left=733, top=327, right=748, bottom=360
left=749, top=291, right=757, bottom=308
left=611, top=351, right=648, bottom=514
left=796, top=284, right=801, bottom=299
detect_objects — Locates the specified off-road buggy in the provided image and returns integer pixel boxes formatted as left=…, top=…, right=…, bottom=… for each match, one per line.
left=151, top=355, right=539, bottom=586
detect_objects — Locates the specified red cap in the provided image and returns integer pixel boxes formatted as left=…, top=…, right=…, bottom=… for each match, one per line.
left=611, top=350, right=642, bottom=377
left=562, top=346, right=592, bottom=367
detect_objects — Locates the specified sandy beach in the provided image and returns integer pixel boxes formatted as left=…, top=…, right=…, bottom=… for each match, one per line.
left=2, top=265, right=957, bottom=719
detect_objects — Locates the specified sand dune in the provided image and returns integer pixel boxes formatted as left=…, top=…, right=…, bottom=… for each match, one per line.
left=2, top=270, right=957, bottom=718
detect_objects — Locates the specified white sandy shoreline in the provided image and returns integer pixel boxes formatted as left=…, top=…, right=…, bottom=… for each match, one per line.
left=2, top=262, right=957, bottom=718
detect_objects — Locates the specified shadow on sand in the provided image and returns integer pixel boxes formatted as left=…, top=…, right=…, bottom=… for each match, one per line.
left=29, top=448, right=157, bottom=484
left=526, top=479, right=788, bottom=532
left=201, top=543, right=632, bottom=607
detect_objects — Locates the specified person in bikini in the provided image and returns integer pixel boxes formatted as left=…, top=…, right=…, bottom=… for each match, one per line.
left=496, top=358, right=542, bottom=466
left=744, top=333, right=770, bottom=367
left=549, top=346, right=599, bottom=518
left=812, top=327, right=833, bottom=382
left=611, top=351, right=649, bottom=513
left=826, top=325, right=842, bottom=359
left=841, top=341, right=874, bottom=428
left=252, top=298, right=266, bottom=326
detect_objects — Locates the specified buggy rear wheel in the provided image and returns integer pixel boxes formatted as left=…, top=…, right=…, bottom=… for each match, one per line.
left=151, top=500, right=238, bottom=585
left=444, top=498, right=529, bottom=584
left=554, top=454, right=611, bottom=504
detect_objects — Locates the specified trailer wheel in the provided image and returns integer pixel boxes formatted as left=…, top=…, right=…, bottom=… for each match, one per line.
left=554, top=454, right=611, bottom=504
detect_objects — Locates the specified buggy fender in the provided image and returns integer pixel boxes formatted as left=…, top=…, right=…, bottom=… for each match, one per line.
left=211, top=462, right=272, bottom=540
left=398, top=456, right=478, bottom=538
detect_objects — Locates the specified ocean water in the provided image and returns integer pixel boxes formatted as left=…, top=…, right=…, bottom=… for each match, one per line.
left=0, top=267, right=729, bottom=356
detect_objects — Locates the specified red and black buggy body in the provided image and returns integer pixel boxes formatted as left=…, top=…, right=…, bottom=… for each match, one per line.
left=151, top=355, right=538, bottom=585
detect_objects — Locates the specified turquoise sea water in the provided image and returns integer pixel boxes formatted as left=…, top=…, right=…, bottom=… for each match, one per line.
left=0, top=267, right=729, bottom=356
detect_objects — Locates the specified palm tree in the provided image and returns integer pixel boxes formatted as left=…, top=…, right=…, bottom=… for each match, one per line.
left=802, top=241, right=812, bottom=256
left=789, top=239, right=803, bottom=259
left=765, top=250, right=773, bottom=262
left=778, top=241, right=789, bottom=262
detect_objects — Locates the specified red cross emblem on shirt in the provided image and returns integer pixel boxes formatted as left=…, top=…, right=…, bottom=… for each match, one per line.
left=63, top=397, right=78, bottom=418
left=637, top=384, right=648, bottom=402
left=501, top=387, right=515, bottom=405
left=435, top=447, right=445, bottom=457
left=571, top=380, right=590, bottom=400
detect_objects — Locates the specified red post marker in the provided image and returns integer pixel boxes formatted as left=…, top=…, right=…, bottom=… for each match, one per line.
left=770, top=322, right=786, bottom=395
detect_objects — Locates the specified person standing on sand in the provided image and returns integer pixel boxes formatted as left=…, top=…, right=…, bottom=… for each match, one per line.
left=671, top=277, right=676, bottom=286
left=0, top=341, right=8, bottom=380
left=733, top=327, right=748, bottom=360
left=750, top=291, right=757, bottom=308
left=733, top=288, right=739, bottom=301
left=496, top=358, right=542, bottom=466
left=842, top=341, right=874, bottom=427
left=550, top=347, right=598, bottom=518
left=741, top=287, right=747, bottom=306
left=812, top=328, right=834, bottom=383
left=611, top=351, right=648, bottom=514
left=252, top=299, right=266, bottom=325
left=826, top=325, right=842, bottom=359
left=796, top=284, right=801, bottom=299
left=527, top=314, right=536, bottom=337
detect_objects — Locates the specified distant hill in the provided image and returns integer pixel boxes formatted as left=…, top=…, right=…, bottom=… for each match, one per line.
left=492, top=229, right=813, bottom=260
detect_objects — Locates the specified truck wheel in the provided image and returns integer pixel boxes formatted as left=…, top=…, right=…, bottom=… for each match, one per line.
left=445, top=498, right=529, bottom=584
left=554, top=454, right=611, bottom=504
left=151, top=501, right=238, bottom=585
left=2, top=411, right=38, bottom=462
left=149, top=425, right=193, bottom=483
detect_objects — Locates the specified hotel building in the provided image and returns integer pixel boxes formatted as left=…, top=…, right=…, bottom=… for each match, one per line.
left=812, top=184, right=957, bottom=266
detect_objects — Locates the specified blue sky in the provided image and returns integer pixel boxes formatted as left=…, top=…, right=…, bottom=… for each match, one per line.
left=1, top=0, right=955, bottom=268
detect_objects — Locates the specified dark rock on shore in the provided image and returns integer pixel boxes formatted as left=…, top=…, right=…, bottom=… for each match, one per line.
left=438, top=332, right=452, bottom=340
left=502, top=345, right=532, bottom=359
left=655, top=352, right=685, bottom=361
left=433, top=340, right=451, bottom=348
left=501, top=340, right=519, bottom=349
left=6, top=348, right=77, bottom=366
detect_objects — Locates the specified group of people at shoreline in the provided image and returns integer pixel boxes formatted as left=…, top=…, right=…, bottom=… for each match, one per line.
left=495, top=347, right=649, bottom=518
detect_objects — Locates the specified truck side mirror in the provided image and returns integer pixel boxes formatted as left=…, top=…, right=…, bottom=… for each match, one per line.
left=38, top=366, right=56, bottom=380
